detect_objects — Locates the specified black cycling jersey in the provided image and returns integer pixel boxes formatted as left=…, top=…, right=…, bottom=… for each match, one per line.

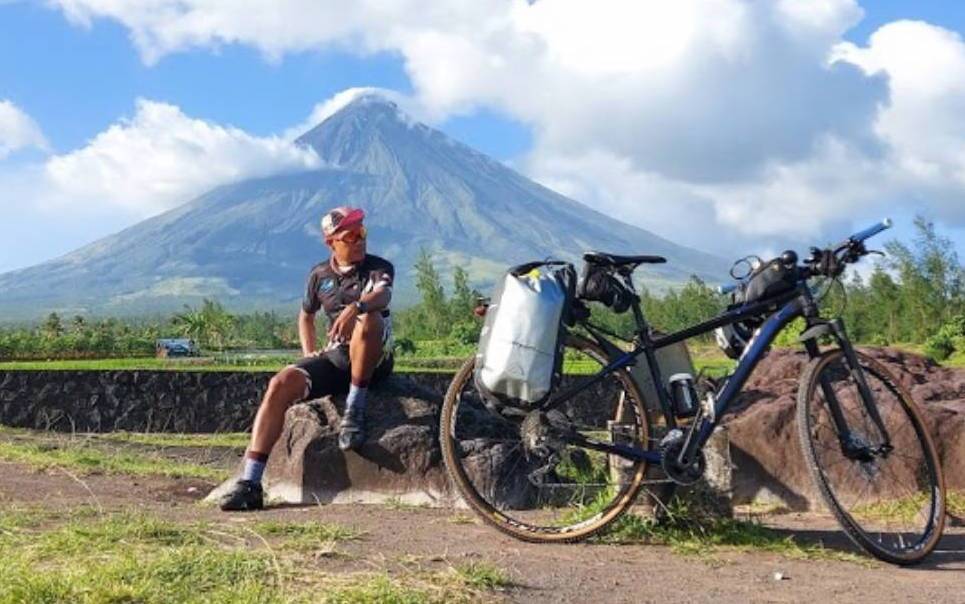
left=302, top=254, right=394, bottom=327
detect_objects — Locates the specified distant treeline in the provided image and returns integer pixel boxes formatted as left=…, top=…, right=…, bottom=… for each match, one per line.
left=1, top=217, right=962, bottom=361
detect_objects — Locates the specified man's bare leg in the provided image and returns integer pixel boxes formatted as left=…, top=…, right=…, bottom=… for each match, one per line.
left=220, top=367, right=307, bottom=511
left=339, top=312, right=385, bottom=450
left=250, top=367, right=310, bottom=455
left=349, top=312, right=385, bottom=383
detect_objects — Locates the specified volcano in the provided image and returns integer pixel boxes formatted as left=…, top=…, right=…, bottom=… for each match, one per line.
left=0, top=93, right=726, bottom=319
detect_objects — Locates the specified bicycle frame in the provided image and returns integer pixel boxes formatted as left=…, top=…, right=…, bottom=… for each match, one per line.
left=541, top=282, right=825, bottom=466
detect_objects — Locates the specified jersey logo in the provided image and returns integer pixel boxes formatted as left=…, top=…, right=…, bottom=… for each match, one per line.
left=318, top=278, right=336, bottom=294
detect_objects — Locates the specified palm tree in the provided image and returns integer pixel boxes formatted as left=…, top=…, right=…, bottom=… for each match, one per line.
left=172, top=305, right=208, bottom=351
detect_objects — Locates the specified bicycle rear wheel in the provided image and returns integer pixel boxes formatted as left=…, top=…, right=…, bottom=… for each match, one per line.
left=797, top=349, right=946, bottom=564
left=440, top=333, right=673, bottom=543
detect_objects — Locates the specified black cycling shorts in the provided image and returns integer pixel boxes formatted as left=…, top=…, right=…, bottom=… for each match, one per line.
left=290, top=347, right=394, bottom=401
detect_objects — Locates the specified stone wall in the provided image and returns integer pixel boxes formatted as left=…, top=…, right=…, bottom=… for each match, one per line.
left=0, top=370, right=626, bottom=433
left=0, top=370, right=273, bottom=433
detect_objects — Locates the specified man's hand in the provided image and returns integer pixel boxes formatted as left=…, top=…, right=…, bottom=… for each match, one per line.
left=328, top=304, right=359, bottom=344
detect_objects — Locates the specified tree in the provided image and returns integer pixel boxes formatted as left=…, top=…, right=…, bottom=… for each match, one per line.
left=414, top=248, right=448, bottom=338
left=866, top=266, right=903, bottom=344
left=886, top=215, right=965, bottom=341
left=172, top=305, right=207, bottom=345
left=171, top=299, right=235, bottom=352
left=42, top=312, right=64, bottom=338
left=70, top=315, right=86, bottom=334
left=450, top=266, right=476, bottom=321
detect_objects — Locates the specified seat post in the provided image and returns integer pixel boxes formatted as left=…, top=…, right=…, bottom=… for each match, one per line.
left=619, top=271, right=650, bottom=340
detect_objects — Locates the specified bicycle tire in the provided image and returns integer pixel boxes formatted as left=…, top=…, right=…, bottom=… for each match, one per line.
left=440, top=333, right=674, bottom=543
left=796, top=348, right=946, bottom=565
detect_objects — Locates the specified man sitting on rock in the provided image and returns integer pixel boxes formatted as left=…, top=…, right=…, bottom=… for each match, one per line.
left=220, top=206, right=395, bottom=511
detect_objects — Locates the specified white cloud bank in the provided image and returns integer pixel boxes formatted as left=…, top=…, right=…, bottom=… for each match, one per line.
left=43, top=99, right=320, bottom=215
left=35, top=1, right=965, bottom=254
left=0, top=100, right=47, bottom=158
left=0, top=98, right=323, bottom=271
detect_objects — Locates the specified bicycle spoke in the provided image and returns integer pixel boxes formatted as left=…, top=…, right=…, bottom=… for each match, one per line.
left=440, top=335, right=674, bottom=543
left=798, top=349, right=944, bottom=564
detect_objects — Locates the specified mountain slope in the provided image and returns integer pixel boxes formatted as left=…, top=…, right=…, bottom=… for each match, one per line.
left=0, top=94, right=727, bottom=320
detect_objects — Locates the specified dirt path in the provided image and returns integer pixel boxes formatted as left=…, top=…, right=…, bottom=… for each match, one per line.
left=2, top=462, right=962, bottom=604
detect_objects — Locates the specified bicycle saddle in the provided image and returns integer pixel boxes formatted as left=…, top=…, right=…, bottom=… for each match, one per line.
left=583, top=251, right=667, bottom=268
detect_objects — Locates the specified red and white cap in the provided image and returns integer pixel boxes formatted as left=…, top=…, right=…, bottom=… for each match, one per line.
left=321, top=206, right=365, bottom=238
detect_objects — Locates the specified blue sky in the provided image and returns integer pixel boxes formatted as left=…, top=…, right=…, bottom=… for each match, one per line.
left=0, top=2, right=530, bottom=162
left=1, top=0, right=964, bottom=276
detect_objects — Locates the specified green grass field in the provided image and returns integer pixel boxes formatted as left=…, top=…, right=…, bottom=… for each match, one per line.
left=0, top=506, right=510, bottom=604
left=0, top=426, right=244, bottom=482
left=4, top=340, right=963, bottom=374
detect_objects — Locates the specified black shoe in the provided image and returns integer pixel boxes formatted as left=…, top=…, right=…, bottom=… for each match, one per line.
left=219, top=479, right=264, bottom=511
left=338, top=408, right=366, bottom=451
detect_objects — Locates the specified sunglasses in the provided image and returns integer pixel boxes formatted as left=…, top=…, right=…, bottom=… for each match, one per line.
left=330, top=225, right=367, bottom=244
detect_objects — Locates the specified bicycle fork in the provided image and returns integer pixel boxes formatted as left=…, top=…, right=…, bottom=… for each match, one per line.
left=803, top=319, right=893, bottom=461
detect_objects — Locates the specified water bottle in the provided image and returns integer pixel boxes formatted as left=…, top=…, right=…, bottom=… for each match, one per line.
left=668, top=373, right=699, bottom=417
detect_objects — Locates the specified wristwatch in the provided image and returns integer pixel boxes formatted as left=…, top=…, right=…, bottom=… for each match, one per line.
left=354, top=300, right=368, bottom=314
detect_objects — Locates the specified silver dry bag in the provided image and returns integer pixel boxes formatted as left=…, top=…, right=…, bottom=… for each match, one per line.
left=475, top=261, right=576, bottom=411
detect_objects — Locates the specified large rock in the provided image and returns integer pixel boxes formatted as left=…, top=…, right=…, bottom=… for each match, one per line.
left=207, top=375, right=555, bottom=508
left=724, top=347, right=965, bottom=510
left=209, top=376, right=457, bottom=506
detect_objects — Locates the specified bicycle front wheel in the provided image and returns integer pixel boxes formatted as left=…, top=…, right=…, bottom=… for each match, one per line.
left=440, top=333, right=671, bottom=543
left=797, top=348, right=946, bottom=564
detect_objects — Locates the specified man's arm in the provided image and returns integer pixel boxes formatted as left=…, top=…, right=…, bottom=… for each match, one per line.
left=359, top=287, right=391, bottom=312
left=298, top=309, right=317, bottom=356
left=327, top=287, right=392, bottom=342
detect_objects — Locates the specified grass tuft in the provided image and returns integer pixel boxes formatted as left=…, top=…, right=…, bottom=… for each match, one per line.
left=450, top=561, right=512, bottom=590
left=252, top=520, right=361, bottom=552
left=597, top=500, right=870, bottom=564
left=0, top=439, right=230, bottom=481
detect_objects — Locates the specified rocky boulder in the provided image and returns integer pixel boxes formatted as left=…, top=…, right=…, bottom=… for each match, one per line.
left=724, top=347, right=965, bottom=510
left=209, top=376, right=456, bottom=506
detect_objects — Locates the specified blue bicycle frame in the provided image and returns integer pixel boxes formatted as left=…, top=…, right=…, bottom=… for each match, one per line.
left=540, top=283, right=811, bottom=466
left=539, top=218, right=895, bottom=469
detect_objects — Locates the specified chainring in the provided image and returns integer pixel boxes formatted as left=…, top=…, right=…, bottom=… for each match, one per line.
left=660, top=438, right=706, bottom=486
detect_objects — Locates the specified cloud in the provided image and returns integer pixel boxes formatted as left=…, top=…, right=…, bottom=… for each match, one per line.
left=283, top=87, right=423, bottom=140
left=834, top=20, right=965, bottom=224
left=41, top=1, right=965, bottom=248
left=0, top=97, right=324, bottom=271
left=43, top=98, right=320, bottom=215
left=0, top=100, right=47, bottom=158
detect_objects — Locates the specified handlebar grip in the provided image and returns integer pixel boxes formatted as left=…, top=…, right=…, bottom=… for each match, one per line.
left=850, top=218, right=893, bottom=244
left=717, top=283, right=738, bottom=295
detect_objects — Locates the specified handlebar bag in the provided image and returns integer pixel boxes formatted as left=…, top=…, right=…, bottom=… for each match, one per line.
left=475, top=261, right=576, bottom=412
left=717, top=259, right=799, bottom=359
left=736, top=259, right=798, bottom=306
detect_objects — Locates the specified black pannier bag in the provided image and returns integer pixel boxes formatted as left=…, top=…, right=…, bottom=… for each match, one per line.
left=577, top=262, right=634, bottom=313
left=475, top=261, right=577, bottom=414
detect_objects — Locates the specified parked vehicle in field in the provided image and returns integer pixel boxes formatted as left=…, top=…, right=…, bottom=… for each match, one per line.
left=155, top=338, right=199, bottom=358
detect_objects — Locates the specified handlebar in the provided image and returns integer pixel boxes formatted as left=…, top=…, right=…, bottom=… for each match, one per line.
left=719, top=218, right=893, bottom=292
left=848, top=218, right=893, bottom=246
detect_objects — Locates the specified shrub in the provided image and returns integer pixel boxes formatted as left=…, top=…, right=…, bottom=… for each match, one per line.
left=924, top=314, right=965, bottom=361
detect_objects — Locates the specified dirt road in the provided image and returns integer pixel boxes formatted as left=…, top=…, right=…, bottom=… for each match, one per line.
left=2, top=462, right=962, bottom=604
